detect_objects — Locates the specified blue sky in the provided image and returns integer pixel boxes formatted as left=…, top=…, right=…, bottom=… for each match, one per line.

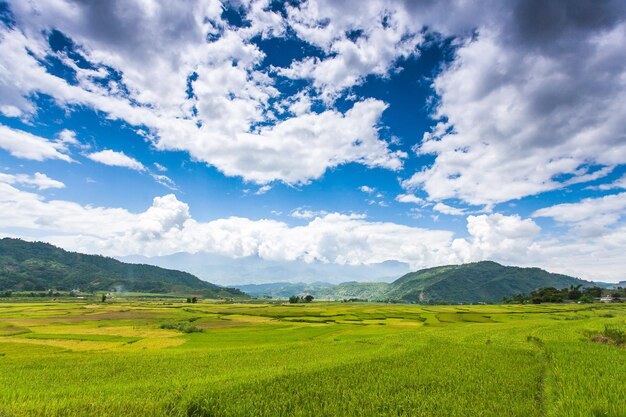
left=1, top=0, right=626, bottom=283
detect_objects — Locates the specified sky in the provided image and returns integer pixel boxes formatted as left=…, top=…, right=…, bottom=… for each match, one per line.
left=0, top=0, right=625, bottom=283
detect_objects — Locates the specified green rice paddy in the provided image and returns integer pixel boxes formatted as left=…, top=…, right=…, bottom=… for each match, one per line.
left=0, top=300, right=624, bottom=416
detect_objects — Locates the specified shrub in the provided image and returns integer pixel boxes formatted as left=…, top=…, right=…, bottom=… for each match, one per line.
left=160, top=322, right=204, bottom=333
left=602, top=325, right=625, bottom=345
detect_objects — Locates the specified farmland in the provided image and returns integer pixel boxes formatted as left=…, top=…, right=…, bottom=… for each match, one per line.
left=0, top=300, right=624, bottom=417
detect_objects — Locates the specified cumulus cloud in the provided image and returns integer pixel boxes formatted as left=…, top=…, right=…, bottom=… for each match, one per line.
left=278, top=16, right=420, bottom=101
left=406, top=0, right=626, bottom=206
left=395, top=193, right=424, bottom=204
left=86, top=150, right=145, bottom=171
left=0, top=172, right=65, bottom=190
left=0, top=1, right=403, bottom=185
left=255, top=185, right=272, bottom=195
left=0, top=186, right=453, bottom=266
left=433, top=202, right=466, bottom=216
left=3, top=0, right=624, bottom=198
left=56, top=129, right=80, bottom=146
left=289, top=208, right=328, bottom=219
left=279, top=0, right=477, bottom=100
left=150, top=173, right=177, bottom=191
left=153, top=162, right=167, bottom=172
left=459, top=214, right=541, bottom=261
left=591, top=174, right=626, bottom=191
left=1, top=1, right=625, bottom=282
left=2, top=184, right=626, bottom=281
left=533, top=192, right=626, bottom=230
left=0, top=124, right=73, bottom=162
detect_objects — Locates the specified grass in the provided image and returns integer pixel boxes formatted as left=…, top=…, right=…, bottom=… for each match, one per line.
left=0, top=300, right=624, bottom=416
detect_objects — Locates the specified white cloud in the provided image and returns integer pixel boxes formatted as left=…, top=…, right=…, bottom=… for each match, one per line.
left=289, top=208, right=328, bottom=219
left=171, top=98, right=404, bottom=184
left=406, top=2, right=626, bottom=205
left=459, top=213, right=541, bottom=262
left=0, top=186, right=453, bottom=267
left=57, top=129, right=79, bottom=145
left=533, top=192, right=626, bottom=228
left=86, top=150, right=145, bottom=171
left=0, top=2, right=403, bottom=185
left=359, top=185, right=375, bottom=194
left=255, top=185, right=272, bottom=195
left=592, top=174, right=626, bottom=191
left=433, top=202, right=466, bottom=216
left=395, top=193, right=424, bottom=204
left=153, top=162, right=167, bottom=172
left=0, top=124, right=73, bottom=162
left=280, top=1, right=428, bottom=100
left=0, top=172, right=65, bottom=190
left=4, top=0, right=624, bottom=196
left=2, top=185, right=626, bottom=281
left=150, top=173, right=177, bottom=191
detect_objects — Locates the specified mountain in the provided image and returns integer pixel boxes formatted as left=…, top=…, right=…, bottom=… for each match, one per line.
left=245, top=261, right=594, bottom=304
left=313, top=281, right=391, bottom=301
left=0, top=238, right=246, bottom=298
left=119, top=252, right=410, bottom=285
left=385, top=261, right=593, bottom=303
left=233, top=282, right=334, bottom=298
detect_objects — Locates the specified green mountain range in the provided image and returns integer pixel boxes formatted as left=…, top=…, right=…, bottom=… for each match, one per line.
left=384, top=261, right=591, bottom=304
left=236, top=261, right=594, bottom=304
left=0, top=238, right=245, bottom=298
left=0, top=238, right=598, bottom=303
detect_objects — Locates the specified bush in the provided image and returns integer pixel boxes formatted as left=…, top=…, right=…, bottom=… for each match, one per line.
left=603, top=325, right=625, bottom=345
left=160, top=322, right=204, bottom=333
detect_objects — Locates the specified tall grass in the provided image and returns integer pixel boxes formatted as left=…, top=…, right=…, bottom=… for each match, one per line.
left=0, top=301, right=624, bottom=416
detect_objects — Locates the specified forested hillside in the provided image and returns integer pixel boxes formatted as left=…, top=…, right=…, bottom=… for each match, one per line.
left=0, top=238, right=246, bottom=297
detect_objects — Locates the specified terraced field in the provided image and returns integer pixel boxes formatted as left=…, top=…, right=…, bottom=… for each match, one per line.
left=0, top=301, right=624, bottom=416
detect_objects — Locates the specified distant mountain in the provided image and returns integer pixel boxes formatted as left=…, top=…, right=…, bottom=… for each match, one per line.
left=233, top=282, right=334, bottom=298
left=120, top=252, right=411, bottom=285
left=0, top=238, right=246, bottom=298
left=245, top=261, right=595, bottom=304
left=313, top=281, right=391, bottom=301
left=385, top=261, right=592, bottom=304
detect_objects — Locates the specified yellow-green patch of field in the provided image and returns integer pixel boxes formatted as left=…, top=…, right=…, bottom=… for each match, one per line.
left=0, top=300, right=624, bottom=416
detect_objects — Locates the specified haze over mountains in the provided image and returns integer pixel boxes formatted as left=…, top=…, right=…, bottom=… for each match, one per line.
left=234, top=261, right=596, bottom=304
left=120, top=253, right=412, bottom=285
left=0, top=238, right=609, bottom=304
left=0, top=238, right=245, bottom=298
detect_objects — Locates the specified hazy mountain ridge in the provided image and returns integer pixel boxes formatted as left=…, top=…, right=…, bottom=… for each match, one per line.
left=120, top=252, right=411, bottom=285
left=235, top=261, right=597, bottom=304
left=0, top=238, right=245, bottom=297
left=0, top=239, right=604, bottom=303
left=386, top=261, right=594, bottom=303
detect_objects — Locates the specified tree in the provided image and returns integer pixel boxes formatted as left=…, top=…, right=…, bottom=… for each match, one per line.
left=101, top=294, right=107, bottom=302
left=304, top=295, right=314, bottom=303
left=288, top=295, right=299, bottom=304
left=191, top=297, right=198, bottom=303
left=567, top=285, right=582, bottom=300
left=583, top=286, right=602, bottom=298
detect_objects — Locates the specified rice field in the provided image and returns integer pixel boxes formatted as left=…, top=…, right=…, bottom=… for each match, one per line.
left=0, top=300, right=624, bottom=416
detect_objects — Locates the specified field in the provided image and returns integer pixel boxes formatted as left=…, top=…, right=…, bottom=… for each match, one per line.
left=0, top=300, right=624, bottom=417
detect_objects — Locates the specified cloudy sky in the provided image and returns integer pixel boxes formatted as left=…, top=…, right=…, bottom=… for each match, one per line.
left=1, top=0, right=625, bottom=283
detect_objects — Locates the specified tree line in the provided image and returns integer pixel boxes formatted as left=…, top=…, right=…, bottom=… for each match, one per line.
left=503, top=285, right=625, bottom=304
